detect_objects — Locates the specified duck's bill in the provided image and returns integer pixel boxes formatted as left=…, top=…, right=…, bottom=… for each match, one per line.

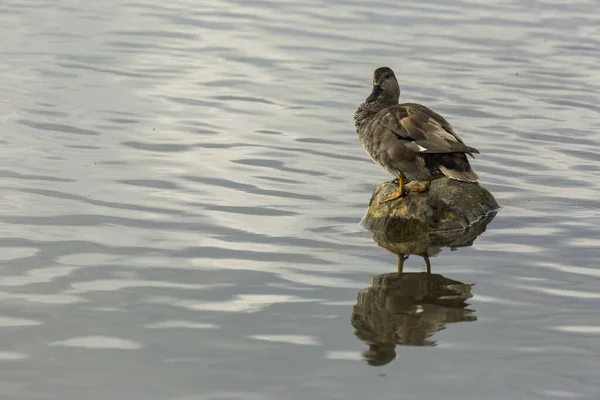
left=366, top=85, right=383, bottom=102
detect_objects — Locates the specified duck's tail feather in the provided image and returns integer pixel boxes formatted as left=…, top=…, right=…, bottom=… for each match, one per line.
left=440, top=165, right=479, bottom=182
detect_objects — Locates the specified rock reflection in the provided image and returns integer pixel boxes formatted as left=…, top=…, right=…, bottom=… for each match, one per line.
left=352, top=212, right=496, bottom=366
left=374, top=211, right=497, bottom=273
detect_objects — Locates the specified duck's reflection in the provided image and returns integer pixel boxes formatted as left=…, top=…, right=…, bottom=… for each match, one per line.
left=352, top=212, right=496, bottom=366
left=352, top=270, right=475, bottom=365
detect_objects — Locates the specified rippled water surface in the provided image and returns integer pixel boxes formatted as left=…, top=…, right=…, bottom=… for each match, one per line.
left=2, top=0, right=600, bottom=398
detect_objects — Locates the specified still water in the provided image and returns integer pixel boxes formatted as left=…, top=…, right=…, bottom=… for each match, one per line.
left=1, top=0, right=600, bottom=398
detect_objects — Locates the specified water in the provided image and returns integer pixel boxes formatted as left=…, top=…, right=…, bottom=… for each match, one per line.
left=1, top=0, right=600, bottom=398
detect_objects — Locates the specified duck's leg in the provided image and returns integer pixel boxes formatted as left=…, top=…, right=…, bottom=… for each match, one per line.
left=424, top=255, right=431, bottom=274
left=397, top=254, right=407, bottom=275
left=405, top=180, right=431, bottom=193
left=382, top=175, right=405, bottom=203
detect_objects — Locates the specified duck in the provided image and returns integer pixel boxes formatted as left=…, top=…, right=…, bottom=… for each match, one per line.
left=354, top=67, right=480, bottom=203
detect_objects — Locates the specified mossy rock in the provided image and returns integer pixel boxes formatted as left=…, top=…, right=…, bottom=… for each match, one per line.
left=362, top=178, right=499, bottom=238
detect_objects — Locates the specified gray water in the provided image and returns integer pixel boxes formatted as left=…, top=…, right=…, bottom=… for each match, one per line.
left=1, top=0, right=600, bottom=398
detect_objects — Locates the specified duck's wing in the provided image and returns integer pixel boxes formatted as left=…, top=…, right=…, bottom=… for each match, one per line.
left=376, top=103, right=479, bottom=155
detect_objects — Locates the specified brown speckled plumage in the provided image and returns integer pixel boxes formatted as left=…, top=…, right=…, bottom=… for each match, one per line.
left=354, top=67, right=479, bottom=183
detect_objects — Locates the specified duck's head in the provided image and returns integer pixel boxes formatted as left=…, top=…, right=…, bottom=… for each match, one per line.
left=366, top=67, right=400, bottom=104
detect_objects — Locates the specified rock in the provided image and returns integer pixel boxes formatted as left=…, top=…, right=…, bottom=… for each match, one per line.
left=362, top=178, right=499, bottom=237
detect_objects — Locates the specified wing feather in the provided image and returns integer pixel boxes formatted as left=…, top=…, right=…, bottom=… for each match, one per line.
left=375, top=104, right=479, bottom=155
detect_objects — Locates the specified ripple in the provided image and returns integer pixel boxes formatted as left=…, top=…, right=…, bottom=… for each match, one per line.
left=17, top=120, right=98, bottom=135
left=56, top=62, right=152, bottom=78
left=535, top=390, right=584, bottom=399
left=203, top=205, right=298, bottom=217
left=0, top=316, right=41, bottom=327
left=231, top=158, right=327, bottom=176
left=19, top=188, right=188, bottom=216
left=0, top=352, right=29, bottom=361
left=0, top=292, right=84, bottom=305
left=107, top=30, right=198, bottom=40
left=0, top=266, right=79, bottom=287
left=536, top=262, right=600, bottom=278
left=144, top=321, right=219, bottom=330
left=171, top=246, right=331, bottom=265
left=0, top=170, right=74, bottom=182
left=151, top=294, right=322, bottom=313
left=181, top=176, right=325, bottom=201
left=325, top=351, right=362, bottom=361
left=121, top=141, right=192, bottom=152
left=515, top=285, right=600, bottom=300
left=49, top=336, right=143, bottom=350
left=69, top=279, right=217, bottom=293
left=118, top=179, right=180, bottom=189
left=248, top=335, right=321, bottom=346
left=473, top=242, right=540, bottom=253
left=0, top=247, right=39, bottom=261
left=552, top=326, right=600, bottom=334
left=213, top=95, right=276, bottom=105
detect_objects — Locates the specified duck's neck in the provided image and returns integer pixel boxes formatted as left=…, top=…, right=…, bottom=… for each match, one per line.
left=354, top=99, right=394, bottom=132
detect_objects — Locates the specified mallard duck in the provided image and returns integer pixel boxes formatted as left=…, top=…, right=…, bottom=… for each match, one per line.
left=354, top=67, right=480, bottom=203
